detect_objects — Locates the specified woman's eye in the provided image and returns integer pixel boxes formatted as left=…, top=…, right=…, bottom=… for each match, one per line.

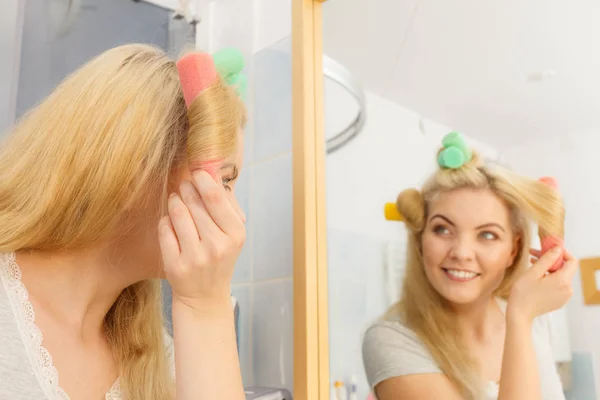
left=222, top=177, right=233, bottom=191
left=480, top=231, right=498, bottom=240
left=433, top=225, right=450, bottom=235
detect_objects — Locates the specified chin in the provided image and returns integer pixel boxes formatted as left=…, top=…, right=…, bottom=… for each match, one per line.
left=427, top=271, right=486, bottom=305
left=437, top=287, right=482, bottom=305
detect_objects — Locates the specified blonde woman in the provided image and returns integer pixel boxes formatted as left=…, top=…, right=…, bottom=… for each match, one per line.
left=0, top=44, right=247, bottom=400
left=362, top=133, right=576, bottom=400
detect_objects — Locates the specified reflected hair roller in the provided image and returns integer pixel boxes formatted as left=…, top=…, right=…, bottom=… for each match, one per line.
left=537, top=176, right=565, bottom=272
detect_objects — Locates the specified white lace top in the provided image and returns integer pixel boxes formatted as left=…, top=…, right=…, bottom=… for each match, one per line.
left=0, top=252, right=174, bottom=400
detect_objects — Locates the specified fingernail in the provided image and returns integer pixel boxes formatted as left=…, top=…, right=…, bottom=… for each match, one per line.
left=169, top=193, right=180, bottom=203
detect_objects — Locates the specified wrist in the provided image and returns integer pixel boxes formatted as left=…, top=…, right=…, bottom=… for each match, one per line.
left=172, top=293, right=233, bottom=318
left=506, top=305, right=533, bottom=328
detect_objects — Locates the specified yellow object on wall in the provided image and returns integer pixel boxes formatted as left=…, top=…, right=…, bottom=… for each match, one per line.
left=384, top=202, right=403, bottom=221
left=580, top=257, right=600, bottom=305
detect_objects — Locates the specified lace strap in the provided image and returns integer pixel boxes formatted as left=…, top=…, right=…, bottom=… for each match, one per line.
left=0, top=253, right=122, bottom=400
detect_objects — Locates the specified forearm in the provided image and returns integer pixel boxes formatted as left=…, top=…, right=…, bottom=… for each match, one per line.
left=172, top=296, right=244, bottom=400
left=498, top=311, right=541, bottom=400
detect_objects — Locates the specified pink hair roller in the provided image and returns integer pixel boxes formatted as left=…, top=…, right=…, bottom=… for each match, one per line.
left=176, top=52, right=218, bottom=108
left=538, top=176, right=565, bottom=272
left=176, top=53, right=224, bottom=180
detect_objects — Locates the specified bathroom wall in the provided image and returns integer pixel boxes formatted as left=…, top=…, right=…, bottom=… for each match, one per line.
left=15, top=0, right=170, bottom=120
left=194, top=0, right=291, bottom=57
left=229, top=37, right=294, bottom=392
left=200, top=0, right=296, bottom=392
left=0, top=0, right=25, bottom=133
left=502, top=132, right=600, bottom=399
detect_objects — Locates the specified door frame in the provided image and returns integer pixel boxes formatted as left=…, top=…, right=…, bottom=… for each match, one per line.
left=292, top=0, right=330, bottom=399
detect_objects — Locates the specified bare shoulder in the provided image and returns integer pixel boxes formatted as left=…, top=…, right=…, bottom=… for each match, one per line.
left=375, top=373, right=464, bottom=400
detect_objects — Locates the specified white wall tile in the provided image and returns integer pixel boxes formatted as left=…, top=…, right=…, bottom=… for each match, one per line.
left=253, top=0, right=291, bottom=53
left=251, top=154, right=293, bottom=281
left=232, top=284, right=253, bottom=387
left=251, top=38, right=292, bottom=161
left=327, top=229, right=387, bottom=398
left=251, top=280, right=293, bottom=393
left=232, top=168, right=252, bottom=283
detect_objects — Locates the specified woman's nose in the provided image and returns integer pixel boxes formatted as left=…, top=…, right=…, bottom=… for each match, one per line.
left=449, top=235, right=475, bottom=262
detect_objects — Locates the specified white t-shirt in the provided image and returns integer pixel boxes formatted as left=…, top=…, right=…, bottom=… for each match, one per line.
left=0, top=252, right=174, bottom=400
left=362, top=298, right=566, bottom=400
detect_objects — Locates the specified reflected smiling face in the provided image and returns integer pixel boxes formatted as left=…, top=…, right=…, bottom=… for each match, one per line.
left=420, top=188, right=519, bottom=305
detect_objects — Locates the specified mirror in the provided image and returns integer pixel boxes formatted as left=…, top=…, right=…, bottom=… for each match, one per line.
left=322, top=1, right=598, bottom=399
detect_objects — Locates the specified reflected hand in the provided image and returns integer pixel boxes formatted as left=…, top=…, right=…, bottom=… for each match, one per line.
left=507, top=247, right=578, bottom=322
left=159, top=170, right=246, bottom=306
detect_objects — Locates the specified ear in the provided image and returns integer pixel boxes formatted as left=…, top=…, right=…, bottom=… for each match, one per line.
left=507, top=233, right=522, bottom=267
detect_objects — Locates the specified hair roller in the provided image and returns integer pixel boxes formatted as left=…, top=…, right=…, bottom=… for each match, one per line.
left=396, top=189, right=425, bottom=231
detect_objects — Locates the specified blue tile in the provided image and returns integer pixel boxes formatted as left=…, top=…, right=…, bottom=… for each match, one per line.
left=161, top=280, right=173, bottom=336
left=232, top=285, right=253, bottom=387
left=251, top=280, right=293, bottom=393
left=232, top=169, right=252, bottom=284
left=567, top=352, right=597, bottom=400
left=242, top=118, right=254, bottom=166
left=326, top=229, right=387, bottom=400
left=250, top=38, right=292, bottom=161
left=251, top=154, right=293, bottom=281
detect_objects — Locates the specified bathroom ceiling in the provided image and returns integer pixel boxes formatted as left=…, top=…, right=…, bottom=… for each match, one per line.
left=322, top=0, right=600, bottom=148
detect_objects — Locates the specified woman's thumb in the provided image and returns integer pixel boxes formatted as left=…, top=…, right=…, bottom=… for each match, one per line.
left=530, top=246, right=563, bottom=278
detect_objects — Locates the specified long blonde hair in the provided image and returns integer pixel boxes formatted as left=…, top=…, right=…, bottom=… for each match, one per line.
left=386, top=150, right=564, bottom=399
left=0, top=44, right=246, bottom=399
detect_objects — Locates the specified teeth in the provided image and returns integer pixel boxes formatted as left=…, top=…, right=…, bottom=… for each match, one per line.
left=446, top=269, right=478, bottom=279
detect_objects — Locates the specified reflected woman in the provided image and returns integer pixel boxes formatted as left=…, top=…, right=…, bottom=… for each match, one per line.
left=363, top=133, right=575, bottom=400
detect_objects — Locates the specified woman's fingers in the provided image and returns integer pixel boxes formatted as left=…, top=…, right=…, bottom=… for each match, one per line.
left=555, top=257, right=578, bottom=281
left=168, top=193, right=202, bottom=261
left=161, top=174, right=247, bottom=301
left=563, top=248, right=575, bottom=261
left=529, top=248, right=542, bottom=258
left=179, top=180, right=223, bottom=241
left=158, top=216, right=180, bottom=269
left=191, top=171, right=245, bottom=236
left=529, top=247, right=564, bottom=278
left=228, top=194, right=246, bottom=224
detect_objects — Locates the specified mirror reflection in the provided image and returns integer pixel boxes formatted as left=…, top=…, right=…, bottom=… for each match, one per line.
left=323, top=2, right=596, bottom=400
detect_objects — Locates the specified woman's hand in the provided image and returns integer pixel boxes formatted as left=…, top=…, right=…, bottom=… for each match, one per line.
left=507, top=246, right=578, bottom=323
left=158, top=169, right=246, bottom=400
left=498, top=247, right=576, bottom=400
left=159, top=169, right=246, bottom=307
